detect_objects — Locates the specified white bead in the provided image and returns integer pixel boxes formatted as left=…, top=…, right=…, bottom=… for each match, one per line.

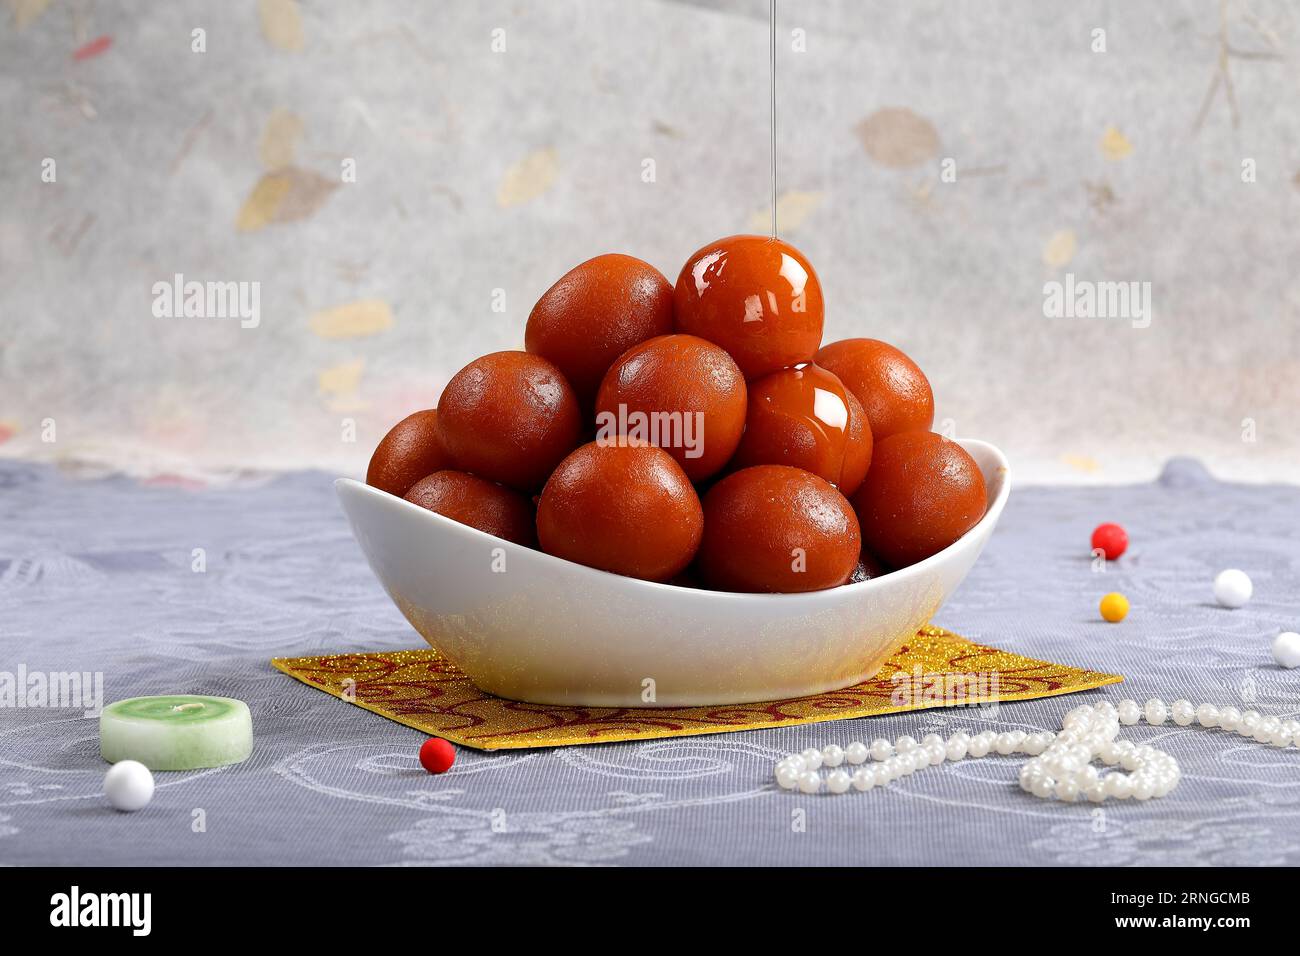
left=784, top=754, right=806, bottom=772
left=1218, top=706, right=1241, bottom=731
left=1054, top=778, right=1079, bottom=802
left=1117, top=700, right=1141, bottom=725
left=1030, top=776, right=1054, bottom=798
left=1143, top=698, right=1167, bottom=725
left=775, top=766, right=800, bottom=789
left=851, top=768, right=874, bottom=791
left=1272, top=632, right=1300, bottom=669
left=104, top=760, right=155, bottom=812
left=924, top=741, right=946, bottom=766
left=1282, top=720, right=1300, bottom=742
left=1213, top=568, right=1252, bottom=608
left=872, top=764, right=892, bottom=787
left=1239, top=711, right=1261, bottom=734
left=920, top=733, right=944, bottom=749
left=826, top=770, right=851, bottom=793
left=1132, top=779, right=1154, bottom=801
left=895, top=735, right=918, bottom=753
left=1195, top=704, right=1219, bottom=728
left=821, top=744, right=844, bottom=767
left=1171, top=699, right=1195, bottom=726
left=844, top=742, right=869, bottom=765
left=870, top=738, right=894, bottom=761
left=945, top=737, right=968, bottom=761
left=798, top=771, right=821, bottom=794
left=800, top=747, right=822, bottom=770
left=968, top=735, right=991, bottom=758
left=1106, top=774, right=1133, bottom=799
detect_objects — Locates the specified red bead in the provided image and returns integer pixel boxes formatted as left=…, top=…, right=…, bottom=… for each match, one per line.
left=1091, top=523, right=1128, bottom=560
left=418, top=737, right=456, bottom=774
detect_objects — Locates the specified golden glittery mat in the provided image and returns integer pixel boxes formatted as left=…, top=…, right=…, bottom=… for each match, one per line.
left=272, top=626, right=1121, bottom=750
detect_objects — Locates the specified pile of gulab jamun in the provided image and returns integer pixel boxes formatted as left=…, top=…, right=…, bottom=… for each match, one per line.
left=366, top=235, right=987, bottom=593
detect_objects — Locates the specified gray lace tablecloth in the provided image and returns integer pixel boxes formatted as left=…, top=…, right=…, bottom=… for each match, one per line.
left=2, top=459, right=1298, bottom=867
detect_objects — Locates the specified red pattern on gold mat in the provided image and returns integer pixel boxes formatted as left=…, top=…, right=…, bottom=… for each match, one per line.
left=271, top=625, right=1121, bottom=750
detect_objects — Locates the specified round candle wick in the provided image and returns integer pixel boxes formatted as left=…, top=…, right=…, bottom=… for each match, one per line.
left=171, top=702, right=205, bottom=713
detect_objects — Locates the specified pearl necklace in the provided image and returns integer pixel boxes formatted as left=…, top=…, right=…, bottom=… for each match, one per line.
left=774, top=698, right=1300, bottom=802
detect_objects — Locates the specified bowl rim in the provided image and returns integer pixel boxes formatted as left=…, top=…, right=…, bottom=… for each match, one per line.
left=337, top=437, right=1010, bottom=605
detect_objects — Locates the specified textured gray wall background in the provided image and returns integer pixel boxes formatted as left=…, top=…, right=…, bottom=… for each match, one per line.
left=1, top=0, right=1297, bottom=484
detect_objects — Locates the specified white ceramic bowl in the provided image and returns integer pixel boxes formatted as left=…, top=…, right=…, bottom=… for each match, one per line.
left=336, top=439, right=1010, bottom=707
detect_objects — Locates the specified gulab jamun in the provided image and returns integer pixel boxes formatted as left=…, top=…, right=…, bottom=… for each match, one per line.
left=594, top=334, right=746, bottom=482
left=815, top=338, right=934, bottom=440
left=367, top=409, right=453, bottom=498
left=404, top=470, right=537, bottom=548
left=729, top=363, right=872, bottom=494
left=851, top=431, right=986, bottom=568
left=697, top=465, right=860, bottom=593
left=525, top=253, right=674, bottom=406
left=437, top=351, right=582, bottom=492
left=536, top=439, right=703, bottom=582
left=674, top=235, right=824, bottom=380
left=839, top=389, right=873, bottom=497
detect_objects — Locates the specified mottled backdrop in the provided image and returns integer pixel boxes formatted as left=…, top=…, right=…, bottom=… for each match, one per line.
left=1, top=0, right=1297, bottom=484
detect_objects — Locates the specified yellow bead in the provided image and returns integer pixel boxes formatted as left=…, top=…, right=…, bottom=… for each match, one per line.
left=1099, top=592, right=1129, bottom=623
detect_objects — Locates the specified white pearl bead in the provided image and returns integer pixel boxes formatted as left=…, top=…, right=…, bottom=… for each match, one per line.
left=993, top=733, right=1015, bottom=755
left=826, top=770, right=851, bottom=793
left=1030, top=777, right=1054, bottom=798
left=775, top=766, right=800, bottom=789
left=945, top=737, right=968, bottom=761
left=920, top=733, right=944, bottom=749
left=1144, top=698, right=1167, bottom=725
left=821, top=744, right=844, bottom=767
left=895, top=735, right=918, bottom=754
left=968, top=735, right=991, bottom=758
left=1213, top=568, right=1253, bottom=609
left=1117, top=699, right=1141, bottom=725
left=1054, top=778, right=1079, bottom=802
left=1195, top=703, right=1219, bottom=728
left=872, top=764, right=892, bottom=787
left=798, top=771, right=821, bottom=793
left=1272, top=631, right=1300, bottom=669
left=870, top=738, right=894, bottom=761
left=844, top=741, right=869, bottom=765
left=104, top=760, right=155, bottom=812
left=1218, top=706, right=1241, bottom=731
left=1107, top=774, right=1133, bottom=799
left=800, top=747, right=823, bottom=770
left=851, top=768, right=874, bottom=791
left=1171, top=699, right=1195, bottom=726
left=924, top=741, right=946, bottom=766
left=1239, top=711, right=1261, bottom=735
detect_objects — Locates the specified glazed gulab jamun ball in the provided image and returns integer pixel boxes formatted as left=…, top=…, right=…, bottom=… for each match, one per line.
left=536, top=438, right=703, bottom=582
left=851, top=431, right=986, bottom=569
left=729, top=363, right=873, bottom=495
left=815, top=338, right=934, bottom=441
left=436, top=351, right=582, bottom=492
left=595, top=334, right=746, bottom=482
left=697, top=465, right=861, bottom=593
left=366, top=409, right=453, bottom=498
left=403, top=470, right=536, bottom=548
left=674, top=235, right=824, bottom=380
left=525, top=254, right=674, bottom=407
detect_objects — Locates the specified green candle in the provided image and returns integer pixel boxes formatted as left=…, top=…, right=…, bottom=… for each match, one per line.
left=100, top=695, right=253, bottom=770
